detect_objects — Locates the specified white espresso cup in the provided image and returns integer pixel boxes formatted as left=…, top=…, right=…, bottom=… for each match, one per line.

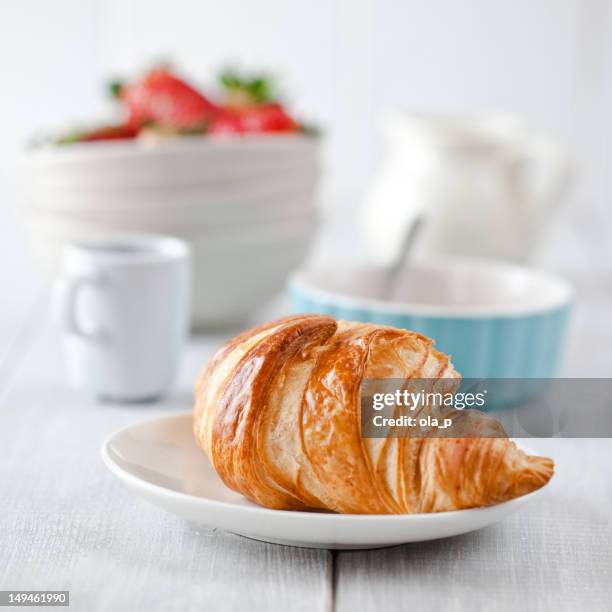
left=54, top=234, right=191, bottom=402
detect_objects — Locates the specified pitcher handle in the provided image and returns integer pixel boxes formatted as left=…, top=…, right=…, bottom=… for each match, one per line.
left=512, top=133, right=574, bottom=217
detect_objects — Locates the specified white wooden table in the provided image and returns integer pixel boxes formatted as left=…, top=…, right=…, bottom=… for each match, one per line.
left=1, top=206, right=611, bottom=611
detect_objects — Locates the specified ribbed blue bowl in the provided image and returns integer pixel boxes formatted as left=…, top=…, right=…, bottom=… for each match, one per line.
left=289, top=258, right=573, bottom=379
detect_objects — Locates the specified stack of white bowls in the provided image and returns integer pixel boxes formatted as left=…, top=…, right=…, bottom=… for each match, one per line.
left=24, top=135, right=320, bottom=328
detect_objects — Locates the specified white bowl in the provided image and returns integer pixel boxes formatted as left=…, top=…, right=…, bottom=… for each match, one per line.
left=291, top=258, right=573, bottom=379
left=27, top=206, right=317, bottom=240
left=29, top=189, right=317, bottom=229
left=190, top=223, right=316, bottom=327
left=26, top=135, right=319, bottom=190
left=27, top=165, right=319, bottom=214
left=29, top=214, right=317, bottom=328
left=23, top=135, right=321, bottom=327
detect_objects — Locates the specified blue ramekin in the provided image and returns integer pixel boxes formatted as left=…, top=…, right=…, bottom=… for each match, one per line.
left=289, top=258, right=573, bottom=379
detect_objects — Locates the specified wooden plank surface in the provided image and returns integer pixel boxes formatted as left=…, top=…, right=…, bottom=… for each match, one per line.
left=335, top=437, right=612, bottom=612
left=3, top=314, right=612, bottom=612
left=0, top=317, right=332, bottom=612
left=2, top=223, right=612, bottom=611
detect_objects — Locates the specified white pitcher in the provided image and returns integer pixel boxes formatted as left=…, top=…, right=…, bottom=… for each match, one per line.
left=361, top=112, right=573, bottom=264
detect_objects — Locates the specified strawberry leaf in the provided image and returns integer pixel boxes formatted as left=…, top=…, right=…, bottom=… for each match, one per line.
left=219, top=68, right=276, bottom=104
left=108, top=81, right=124, bottom=99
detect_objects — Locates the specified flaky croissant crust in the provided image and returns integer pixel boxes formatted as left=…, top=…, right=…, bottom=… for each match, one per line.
left=193, top=315, right=553, bottom=514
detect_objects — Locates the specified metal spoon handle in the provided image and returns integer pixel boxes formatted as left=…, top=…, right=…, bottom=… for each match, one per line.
left=380, top=215, right=424, bottom=301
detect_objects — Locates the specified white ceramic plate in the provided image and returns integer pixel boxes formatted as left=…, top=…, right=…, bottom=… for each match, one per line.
left=101, top=412, right=552, bottom=549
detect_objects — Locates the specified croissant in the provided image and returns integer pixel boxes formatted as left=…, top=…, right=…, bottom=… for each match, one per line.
left=193, top=314, right=553, bottom=514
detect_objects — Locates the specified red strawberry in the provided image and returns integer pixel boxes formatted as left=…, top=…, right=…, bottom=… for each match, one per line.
left=57, top=123, right=138, bottom=144
left=80, top=124, right=139, bottom=142
left=210, top=103, right=298, bottom=135
left=211, top=69, right=299, bottom=135
left=207, top=110, right=244, bottom=135
left=115, top=69, right=218, bottom=129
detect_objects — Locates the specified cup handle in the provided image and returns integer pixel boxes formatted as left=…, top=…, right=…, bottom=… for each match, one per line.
left=54, top=275, right=104, bottom=340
